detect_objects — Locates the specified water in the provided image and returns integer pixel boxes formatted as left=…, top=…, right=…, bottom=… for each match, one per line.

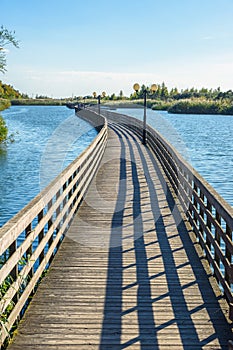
left=116, top=108, right=233, bottom=207
left=0, top=106, right=98, bottom=226
left=1, top=106, right=232, bottom=227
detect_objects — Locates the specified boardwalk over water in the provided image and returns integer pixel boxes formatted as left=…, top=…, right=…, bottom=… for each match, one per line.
left=7, top=120, right=232, bottom=349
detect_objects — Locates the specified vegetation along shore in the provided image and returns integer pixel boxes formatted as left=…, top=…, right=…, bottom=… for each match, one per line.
left=1, top=81, right=233, bottom=144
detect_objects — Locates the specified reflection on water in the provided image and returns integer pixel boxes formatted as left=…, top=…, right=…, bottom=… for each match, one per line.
left=0, top=106, right=97, bottom=226
left=117, top=108, right=233, bottom=207
left=0, top=145, right=7, bottom=159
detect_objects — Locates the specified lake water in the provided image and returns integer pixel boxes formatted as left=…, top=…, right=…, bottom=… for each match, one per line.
left=0, top=106, right=232, bottom=227
left=0, top=106, right=97, bottom=227
left=116, top=108, right=233, bottom=208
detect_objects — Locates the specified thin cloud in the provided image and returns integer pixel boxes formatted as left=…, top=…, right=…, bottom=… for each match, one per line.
left=201, top=36, right=214, bottom=40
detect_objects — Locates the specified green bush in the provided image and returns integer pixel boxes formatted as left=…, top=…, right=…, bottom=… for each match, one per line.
left=11, top=99, right=66, bottom=106
left=167, top=99, right=233, bottom=115
left=0, top=115, right=8, bottom=143
left=0, top=98, right=11, bottom=111
left=223, top=104, right=233, bottom=115
left=151, top=101, right=172, bottom=110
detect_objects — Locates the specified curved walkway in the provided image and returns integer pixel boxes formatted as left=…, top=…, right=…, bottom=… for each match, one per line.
left=8, top=122, right=232, bottom=349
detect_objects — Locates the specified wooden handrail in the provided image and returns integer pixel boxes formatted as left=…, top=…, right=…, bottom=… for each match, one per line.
left=1, top=107, right=233, bottom=346
left=105, top=110, right=233, bottom=319
left=0, top=111, right=107, bottom=346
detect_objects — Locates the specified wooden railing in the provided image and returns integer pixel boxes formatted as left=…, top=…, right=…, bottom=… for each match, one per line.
left=105, top=110, right=233, bottom=319
left=0, top=111, right=107, bottom=346
left=1, top=106, right=232, bottom=347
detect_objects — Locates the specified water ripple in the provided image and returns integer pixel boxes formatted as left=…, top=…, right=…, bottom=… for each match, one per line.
left=117, top=108, right=233, bottom=208
left=0, top=106, right=97, bottom=226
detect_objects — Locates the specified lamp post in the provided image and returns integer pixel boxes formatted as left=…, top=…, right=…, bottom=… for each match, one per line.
left=133, top=83, right=157, bottom=145
left=93, top=91, right=106, bottom=116
left=83, top=96, right=86, bottom=109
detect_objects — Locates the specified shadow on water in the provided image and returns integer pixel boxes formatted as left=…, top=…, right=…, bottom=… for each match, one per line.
left=100, top=124, right=232, bottom=349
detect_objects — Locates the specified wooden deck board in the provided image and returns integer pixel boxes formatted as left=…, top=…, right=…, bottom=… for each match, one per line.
left=8, top=123, right=232, bottom=349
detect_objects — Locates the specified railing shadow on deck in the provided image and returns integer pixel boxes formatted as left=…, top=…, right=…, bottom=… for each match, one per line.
left=99, top=124, right=232, bottom=349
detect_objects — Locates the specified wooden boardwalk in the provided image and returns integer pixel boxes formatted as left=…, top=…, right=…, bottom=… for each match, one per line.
left=8, top=122, right=232, bottom=349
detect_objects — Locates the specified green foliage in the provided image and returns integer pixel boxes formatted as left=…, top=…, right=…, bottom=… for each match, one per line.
left=224, top=104, right=233, bottom=115
left=0, top=274, right=15, bottom=335
left=130, top=82, right=233, bottom=115
left=167, top=99, right=233, bottom=115
left=130, top=82, right=233, bottom=102
left=0, top=98, right=10, bottom=111
left=11, top=98, right=67, bottom=106
left=0, top=81, right=22, bottom=99
left=0, top=115, right=8, bottom=142
left=0, top=26, right=19, bottom=73
left=0, top=99, right=9, bottom=144
left=151, top=101, right=173, bottom=110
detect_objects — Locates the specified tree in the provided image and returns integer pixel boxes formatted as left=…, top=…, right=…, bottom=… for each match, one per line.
left=160, top=82, right=169, bottom=100
left=170, top=87, right=179, bottom=99
left=119, top=90, right=124, bottom=99
left=0, top=26, right=19, bottom=73
left=109, top=93, right=117, bottom=101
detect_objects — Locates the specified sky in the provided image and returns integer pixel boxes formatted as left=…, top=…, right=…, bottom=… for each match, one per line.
left=1, top=0, right=233, bottom=98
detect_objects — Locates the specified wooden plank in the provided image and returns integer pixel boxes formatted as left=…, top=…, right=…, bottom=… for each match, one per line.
left=6, top=119, right=233, bottom=349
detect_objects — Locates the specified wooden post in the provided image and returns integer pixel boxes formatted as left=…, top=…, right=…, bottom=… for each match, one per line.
left=47, top=199, right=54, bottom=265
left=192, top=183, right=198, bottom=231
left=225, top=225, right=232, bottom=288
left=38, top=210, right=44, bottom=264
left=9, top=240, right=19, bottom=307
left=199, top=191, right=205, bottom=247
left=25, top=223, right=33, bottom=280
left=215, top=212, right=221, bottom=267
left=56, top=189, right=61, bottom=234
left=62, top=182, right=68, bottom=223
left=206, top=199, right=212, bottom=250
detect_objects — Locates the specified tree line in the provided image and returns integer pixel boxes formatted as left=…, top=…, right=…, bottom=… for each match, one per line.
left=0, top=80, right=25, bottom=99
left=128, top=83, right=233, bottom=115
left=129, top=83, right=233, bottom=102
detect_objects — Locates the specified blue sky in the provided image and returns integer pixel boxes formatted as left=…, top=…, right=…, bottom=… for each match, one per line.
left=1, top=0, right=233, bottom=97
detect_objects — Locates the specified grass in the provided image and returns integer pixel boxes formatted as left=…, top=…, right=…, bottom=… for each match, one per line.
left=159, top=98, right=233, bottom=115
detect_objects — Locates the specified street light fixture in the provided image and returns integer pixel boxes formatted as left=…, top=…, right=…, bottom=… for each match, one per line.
left=133, top=83, right=157, bottom=145
left=93, top=91, right=106, bottom=115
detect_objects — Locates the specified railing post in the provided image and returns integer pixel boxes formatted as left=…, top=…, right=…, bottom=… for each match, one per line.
left=9, top=241, right=18, bottom=281
left=9, top=240, right=19, bottom=307
left=215, top=212, right=221, bottom=267
left=206, top=199, right=212, bottom=251
left=25, top=223, right=33, bottom=280
left=38, top=210, right=44, bottom=264
left=62, top=182, right=68, bottom=225
left=56, top=190, right=61, bottom=233
left=229, top=303, right=233, bottom=321
left=72, top=170, right=78, bottom=210
left=47, top=199, right=54, bottom=265
left=68, top=176, right=73, bottom=214
left=193, top=183, right=198, bottom=229
left=225, top=224, right=232, bottom=288
left=199, top=190, right=205, bottom=244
